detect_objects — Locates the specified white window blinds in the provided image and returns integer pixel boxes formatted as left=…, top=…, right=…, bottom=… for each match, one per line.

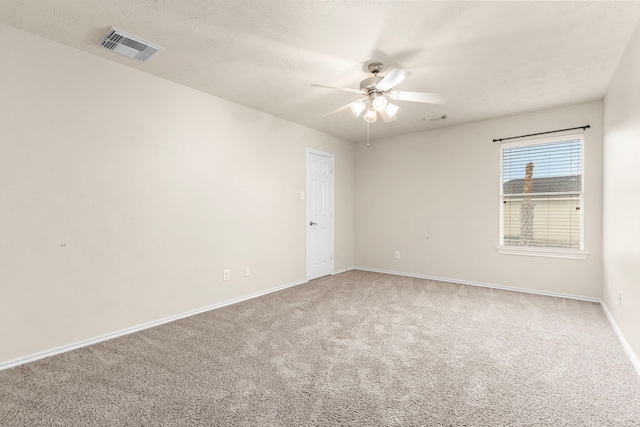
left=500, top=134, right=583, bottom=251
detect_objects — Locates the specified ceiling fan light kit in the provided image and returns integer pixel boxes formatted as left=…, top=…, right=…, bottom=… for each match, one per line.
left=350, top=100, right=367, bottom=117
left=364, top=107, right=378, bottom=123
left=384, top=102, right=399, bottom=118
left=313, top=62, right=448, bottom=124
left=379, top=108, right=396, bottom=123
left=371, top=94, right=388, bottom=112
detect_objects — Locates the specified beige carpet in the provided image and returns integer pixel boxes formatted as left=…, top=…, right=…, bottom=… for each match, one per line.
left=1, top=270, right=639, bottom=426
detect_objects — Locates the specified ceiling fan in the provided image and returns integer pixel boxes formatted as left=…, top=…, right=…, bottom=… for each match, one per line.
left=312, top=62, right=448, bottom=123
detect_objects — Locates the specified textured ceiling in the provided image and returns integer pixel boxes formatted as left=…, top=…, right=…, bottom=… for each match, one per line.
left=2, top=1, right=640, bottom=142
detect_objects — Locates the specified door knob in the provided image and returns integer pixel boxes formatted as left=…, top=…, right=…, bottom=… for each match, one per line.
left=309, top=221, right=317, bottom=226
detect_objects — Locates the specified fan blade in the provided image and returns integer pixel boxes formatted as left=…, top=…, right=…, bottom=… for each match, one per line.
left=323, top=98, right=368, bottom=118
left=375, top=68, right=411, bottom=91
left=389, top=91, right=449, bottom=104
left=311, top=84, right=365, bottom=95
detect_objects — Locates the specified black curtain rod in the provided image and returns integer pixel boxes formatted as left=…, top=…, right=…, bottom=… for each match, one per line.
left=493, top=125, right=590, bottom=143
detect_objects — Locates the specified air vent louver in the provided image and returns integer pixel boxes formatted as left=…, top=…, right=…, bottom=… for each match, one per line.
left=99, top=28, right=161, bottom=63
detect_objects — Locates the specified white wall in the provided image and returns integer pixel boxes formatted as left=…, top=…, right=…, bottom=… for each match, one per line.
left=0, top=24, right=355, bottom=365
left=603, top=21, right=640, bottom=367
left=355, top=101, right=603, bottom=298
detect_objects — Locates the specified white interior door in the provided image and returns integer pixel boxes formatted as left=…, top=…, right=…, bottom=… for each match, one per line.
left=306, top=149, right=334, bottom=280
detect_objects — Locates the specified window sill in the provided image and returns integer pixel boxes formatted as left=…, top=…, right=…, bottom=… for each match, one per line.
left=496, top=246, right=589, bottom=260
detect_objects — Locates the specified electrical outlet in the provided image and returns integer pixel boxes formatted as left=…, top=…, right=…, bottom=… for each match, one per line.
left=223, top=269, right=230, bottom=281
left=394, top=250, right=400, bottom=259
left=244, top=266, right=251, bottom=277
left=617, top=291, right=623, bottom=307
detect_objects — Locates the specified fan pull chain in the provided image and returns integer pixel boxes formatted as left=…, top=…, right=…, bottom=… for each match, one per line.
left=367, top=121, right=370, bottom=148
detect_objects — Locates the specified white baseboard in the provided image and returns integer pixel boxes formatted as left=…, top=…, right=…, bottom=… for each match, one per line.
left=5, top=269, right=638, bottom=380
left=333, top=266, right=355, bottom=275
left=599, top=301, right=640, bottom=377
left=0, top=278, right=308, bottom=372
left=353, top=267, right=600, bottom=302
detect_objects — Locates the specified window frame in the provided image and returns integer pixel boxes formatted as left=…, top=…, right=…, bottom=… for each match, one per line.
left=497, top=133, right=588, bottom=260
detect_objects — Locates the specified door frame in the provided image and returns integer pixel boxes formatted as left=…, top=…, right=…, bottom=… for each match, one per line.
left=305, top=148, right=335, bottom=280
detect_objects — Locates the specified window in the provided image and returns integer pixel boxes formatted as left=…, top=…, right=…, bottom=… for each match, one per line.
left=498, top=133, right=587, bottom=259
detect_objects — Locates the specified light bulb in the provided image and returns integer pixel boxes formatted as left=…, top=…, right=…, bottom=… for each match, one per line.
left=384, top=102, right=399, bottom=118
left=364, top=108, right=377, bottom=123
left=350, top=100, right=366, bottom=117
left=372, top=95, right=388, bottom=112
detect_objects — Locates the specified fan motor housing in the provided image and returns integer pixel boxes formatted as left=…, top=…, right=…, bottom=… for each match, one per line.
left=360, top=76, right=384, bottom=92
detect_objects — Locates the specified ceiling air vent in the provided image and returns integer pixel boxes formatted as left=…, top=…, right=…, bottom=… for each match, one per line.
left=99, top=27, right=161, bottom=63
